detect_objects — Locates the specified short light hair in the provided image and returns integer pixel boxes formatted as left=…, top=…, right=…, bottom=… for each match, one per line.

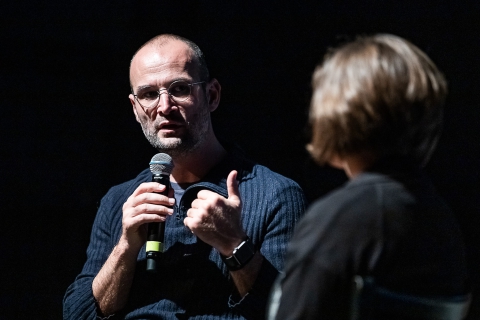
left=307, top=34, right=447, bottom=167
left=130, top=34, right=210, bottom=89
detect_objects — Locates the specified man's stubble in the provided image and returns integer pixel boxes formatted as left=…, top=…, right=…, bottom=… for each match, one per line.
left=140, top=98, right=211, bottom=160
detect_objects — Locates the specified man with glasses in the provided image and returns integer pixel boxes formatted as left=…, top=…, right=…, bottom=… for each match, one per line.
left=63, top=34, right=306, bottom=319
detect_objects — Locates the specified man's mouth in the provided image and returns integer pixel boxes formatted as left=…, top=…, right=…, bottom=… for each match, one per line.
left=158, top=121, right=183, bottom=132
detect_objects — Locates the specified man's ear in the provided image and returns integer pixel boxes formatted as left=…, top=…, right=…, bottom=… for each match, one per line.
left=129, top=94, right=141, bottom=123
left=206, top=78, right=221, bottom=112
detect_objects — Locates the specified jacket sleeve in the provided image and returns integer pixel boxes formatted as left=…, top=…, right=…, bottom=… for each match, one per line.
left=230, top=178, right=307, bottom=319
left=63, top=192, right=119, bottom=320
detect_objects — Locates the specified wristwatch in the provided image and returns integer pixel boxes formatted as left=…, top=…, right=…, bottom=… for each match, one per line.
left=221, top=237, right=256, bottom=271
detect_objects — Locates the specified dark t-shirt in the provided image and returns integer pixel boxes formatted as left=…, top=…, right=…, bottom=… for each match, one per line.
left=170, top=181, right=192, bottom=213
left=274, top=160, right=469, bottom=320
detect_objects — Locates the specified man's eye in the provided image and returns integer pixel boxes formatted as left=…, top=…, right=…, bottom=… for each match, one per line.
left=139, top=91, right=159, bottom=100
left=170, top=83, right=190, bottom=97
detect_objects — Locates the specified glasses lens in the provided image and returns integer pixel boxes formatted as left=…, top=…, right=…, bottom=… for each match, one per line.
left=137, top=90, right=160, bottom=109
left=169, top=81, right=191, bottom=101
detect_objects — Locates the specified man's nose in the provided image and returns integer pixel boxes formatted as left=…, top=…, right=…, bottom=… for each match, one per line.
left=156, top=90, right=174, bottom=114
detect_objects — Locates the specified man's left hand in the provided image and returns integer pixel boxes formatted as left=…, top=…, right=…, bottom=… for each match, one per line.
left=184, top=170, right=246, bottom=256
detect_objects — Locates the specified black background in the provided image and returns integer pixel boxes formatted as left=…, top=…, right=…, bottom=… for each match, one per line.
left=1, top=1, right=479, bottom=319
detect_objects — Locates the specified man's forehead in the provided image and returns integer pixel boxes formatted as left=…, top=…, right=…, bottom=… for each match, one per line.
left=130, top=40, right=198, bottom=83
left=135, top=40, right=194, bottom=66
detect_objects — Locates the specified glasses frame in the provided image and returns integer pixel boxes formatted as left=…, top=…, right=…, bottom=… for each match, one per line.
left=133, top=80, right=205, bottom=109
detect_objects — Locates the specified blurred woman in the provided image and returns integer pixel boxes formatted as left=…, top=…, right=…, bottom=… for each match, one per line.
left=269, top=34, right=469, bottom=319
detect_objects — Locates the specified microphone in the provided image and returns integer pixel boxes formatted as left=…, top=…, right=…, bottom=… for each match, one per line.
left=146, top=153, right=174, bottom=272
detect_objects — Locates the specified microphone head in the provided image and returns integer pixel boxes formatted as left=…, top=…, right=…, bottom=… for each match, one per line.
left=149, top=153, right=174, bottom=175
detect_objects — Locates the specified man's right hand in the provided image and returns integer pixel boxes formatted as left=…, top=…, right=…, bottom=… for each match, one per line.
left=92, top=182, right=174, bottom=316
left=120, top=182, right=175, bottom=252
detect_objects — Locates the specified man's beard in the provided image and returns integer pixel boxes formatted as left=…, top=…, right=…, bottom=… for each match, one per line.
left=140, top=103, right=211, bottom=159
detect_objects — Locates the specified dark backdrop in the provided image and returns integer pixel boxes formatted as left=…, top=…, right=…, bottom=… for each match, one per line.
left=1, top=1, right=479, bottom=319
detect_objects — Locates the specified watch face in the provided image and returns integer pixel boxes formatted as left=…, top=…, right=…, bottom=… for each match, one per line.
left=222, top=238, right=255, bottom=271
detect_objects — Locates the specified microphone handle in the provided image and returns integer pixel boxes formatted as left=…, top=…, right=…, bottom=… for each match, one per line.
left=146, top=173, right=170, bottom=272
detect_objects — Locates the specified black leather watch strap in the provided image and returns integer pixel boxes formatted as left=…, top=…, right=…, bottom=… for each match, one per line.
left=221, top=237, right=256, bottom=271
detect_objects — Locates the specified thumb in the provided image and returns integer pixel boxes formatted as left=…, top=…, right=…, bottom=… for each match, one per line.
left=226, top=170, right=241, bottom=203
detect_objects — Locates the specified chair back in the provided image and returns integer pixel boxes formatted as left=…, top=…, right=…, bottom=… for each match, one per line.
left=350, top=276, right=471, bottom=320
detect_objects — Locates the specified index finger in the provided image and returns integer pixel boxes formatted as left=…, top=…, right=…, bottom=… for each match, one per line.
left=132, top=182, right=168, bottom=197
left=196, top=189, right=218, bottom=200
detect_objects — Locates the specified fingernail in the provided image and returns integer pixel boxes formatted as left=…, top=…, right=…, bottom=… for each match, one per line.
left=169, top=198, right=175, bottom=205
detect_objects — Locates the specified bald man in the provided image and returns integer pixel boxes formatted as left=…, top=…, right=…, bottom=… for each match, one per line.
left=63, top=34, right=306, bottom=320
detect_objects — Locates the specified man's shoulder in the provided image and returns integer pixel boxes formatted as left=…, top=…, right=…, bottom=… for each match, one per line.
left=92, top=168, right=151, bottom=223
left=226, top=143, right=303, bottom=190
left=245, top=161, right=302, bottom=189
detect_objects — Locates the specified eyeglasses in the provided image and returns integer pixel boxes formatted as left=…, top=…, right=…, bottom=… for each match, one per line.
left=133, top=80, right=205, bottom=109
